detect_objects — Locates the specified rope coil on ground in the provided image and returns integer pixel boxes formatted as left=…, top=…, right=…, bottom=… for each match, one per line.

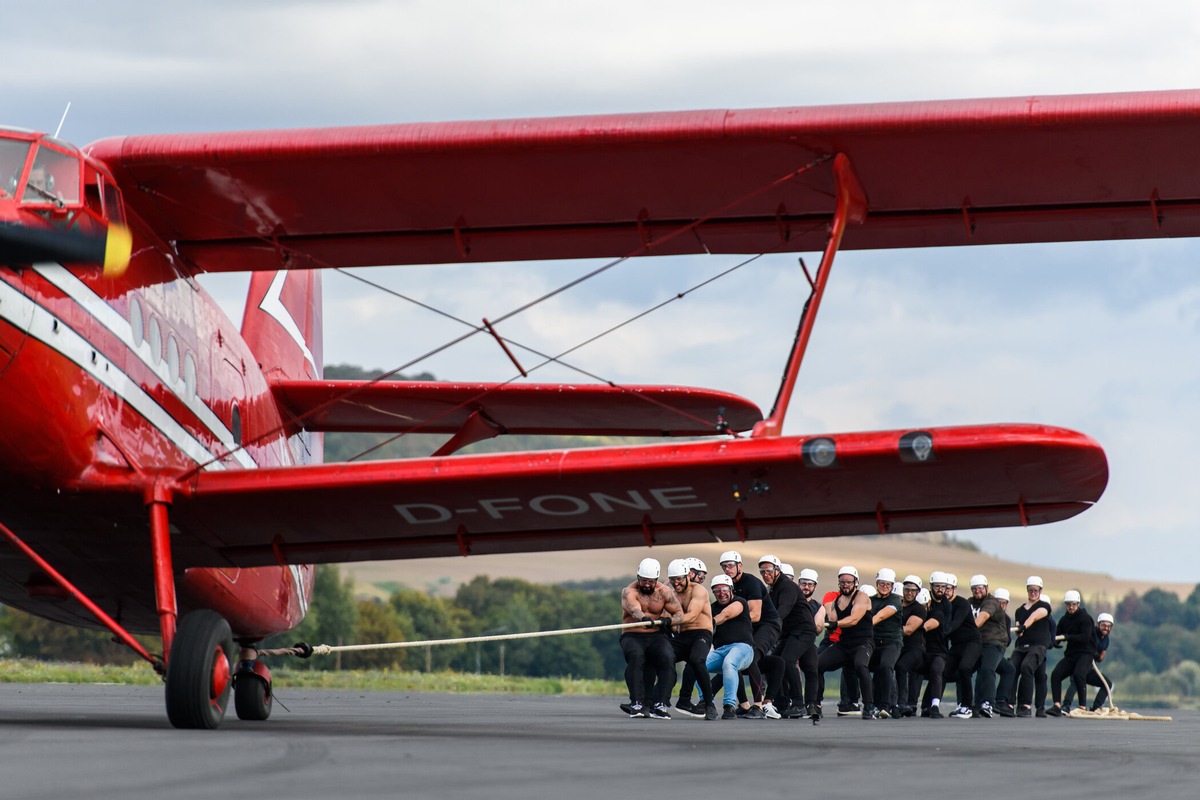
left=255, top=619, right=664, bottom=658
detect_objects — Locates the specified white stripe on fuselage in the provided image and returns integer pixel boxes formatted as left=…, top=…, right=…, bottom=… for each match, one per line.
left=33, top=264, right=258, bottom=469
left=1, top=267, right=259, bottom=471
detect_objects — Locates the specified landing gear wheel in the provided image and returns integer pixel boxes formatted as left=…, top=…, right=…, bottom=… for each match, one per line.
left=234, top=672, right=272, bottom=721
left=165, top=610, right=235, bottom=729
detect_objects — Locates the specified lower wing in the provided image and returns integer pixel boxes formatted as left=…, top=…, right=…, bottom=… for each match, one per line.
left=172, top=423, right=1107, bottom=568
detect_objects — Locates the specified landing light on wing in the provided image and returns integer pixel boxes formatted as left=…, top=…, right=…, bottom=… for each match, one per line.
left=899, top=431, right=935, bottom=463
left=802, top=437, right=838, bottom=468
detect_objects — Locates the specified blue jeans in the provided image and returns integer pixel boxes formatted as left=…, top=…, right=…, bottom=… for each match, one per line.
left=706, top=643, right=754, bottom=706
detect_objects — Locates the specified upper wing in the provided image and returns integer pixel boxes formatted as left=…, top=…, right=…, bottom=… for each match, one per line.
left=168, top=423, right=1107, bottom=569
left=85, top=89, right=1200, bottom=274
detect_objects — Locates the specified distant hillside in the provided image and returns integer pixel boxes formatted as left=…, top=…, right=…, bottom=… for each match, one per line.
left=344, top=531, right=1190, bottom=604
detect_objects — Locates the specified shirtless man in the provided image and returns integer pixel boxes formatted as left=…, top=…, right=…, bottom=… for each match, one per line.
left=620, top=558, right=684, bottom=718
left=666, top=559, right=718, bottom=720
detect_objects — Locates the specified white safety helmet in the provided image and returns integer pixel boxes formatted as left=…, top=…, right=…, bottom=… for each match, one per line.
left=711, top=574, right=734, bottom=590
left=994, top=588, right=1011, bottom=602
left=758, top=554, right=782, bottom=569
left=902, top=575, right=923, bottom=589
left=916, top=588, right=931, bottom=604
left=838, top=566, right=859, bottom=580
left=666, top=559, right=688, bottom=579
left=861, top=585, right=877, bottom=597
left=798, top=568, right=819, bottom=582
left=876, top=568, right=897, bottom=583
left=1064, top=590, right=1082, bottom=604
left=1097, top=612, right=1114, bottom=625
left=946, top=573, right=959, bottom=588
left=637, top=558, right=661, bottom=579
left=929, top=571, right=948, bottom=586
left=1026, top=576, right=1044, bottom=589
left=781, top=563, right=795, bottom=577
left=719, top=550, right=742, bottom=565
left=684, top=557, right=708, bottom=573
left=970, top=574, right=988, bottom=588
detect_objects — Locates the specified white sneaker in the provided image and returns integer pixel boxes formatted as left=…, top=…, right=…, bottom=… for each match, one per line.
left=949, top=705, right=973, bottom=719
left=762, top=702, right=781, bottom=720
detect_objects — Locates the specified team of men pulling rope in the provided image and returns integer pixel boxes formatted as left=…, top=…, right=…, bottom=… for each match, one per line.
left=619, top=552, right=1119, bottom=721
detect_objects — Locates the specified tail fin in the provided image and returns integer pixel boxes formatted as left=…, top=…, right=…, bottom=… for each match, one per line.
left=243, top=270, right=324, bottom=465
left=242, top=270, right=323, bottom=382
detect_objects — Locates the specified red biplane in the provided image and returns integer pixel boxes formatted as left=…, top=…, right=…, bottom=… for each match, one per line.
left=4, top=88, right=1193, bottom=728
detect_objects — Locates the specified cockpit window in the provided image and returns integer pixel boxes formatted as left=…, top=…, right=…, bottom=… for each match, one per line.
left=21, top=144, right=81, bottom=206
left=0, top=139, right=31, bottom=199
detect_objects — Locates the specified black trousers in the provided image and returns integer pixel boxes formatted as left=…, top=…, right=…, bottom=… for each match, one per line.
left=869, top=639, right=901, bottom=710
left=670, top=630, right=715, bottom=704
left=819, top=639, right=875, bottom=706
left=621, top=633, right=674, bottom=705
left=1011, top=646, right=1047, bottom=708
left=762, top=633, right=818, bottom=706
left=943, top=640, right=981, bottom=707
left=1051, top=651, right=1095, bottom=705
left=919, top=651, right=947, bottom=708
left=895, top=646, right=925, bottom=707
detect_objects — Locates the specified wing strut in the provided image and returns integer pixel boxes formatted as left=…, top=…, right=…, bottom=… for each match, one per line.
left=753, top=154, right=868, bottom=437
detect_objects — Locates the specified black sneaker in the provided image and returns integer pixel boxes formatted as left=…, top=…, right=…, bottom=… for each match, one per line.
left=977, top=702, right=994, bottom=719
left=927, top=705, right=943, bottom=719
left=742, top=705, right=766, bottom=719
left=1016, top=706, right=1031, bottom=718
left=1035, top=707, right=1047, bottom=718
left=997, top=703, right=1016, bottom=718
left=862, top=705, right=881, bottom=720
left=721, top=705, right=737, bottom=720
left=900, top=705, right=916, bottom=718
left=626, top=702, right=646, bottom=718
left=704, top=702, right=719, bottom=721
left=806, top=703, right=822, bottom=721
left=674, top=700, right=704, bottom=719
left=780, top=705, right=804, bottom=719
left=837, top=702, right=862, bottom=717
left=647, top=703, right=671, bottom=720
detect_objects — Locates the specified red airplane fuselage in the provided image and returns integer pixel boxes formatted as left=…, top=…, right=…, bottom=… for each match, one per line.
left=0, top=128, right=313, bottom=643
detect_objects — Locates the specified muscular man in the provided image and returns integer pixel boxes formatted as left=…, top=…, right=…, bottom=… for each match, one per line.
left=619, top=558, right=683, bottom=718
left=720, top=550, right=781, bottom=718
left=968, top=574, right=1004, bottom=718
left=758, top=554, right=818, bottom=720
left=1063, top=612, right=1115, bottom=711
left=818, top=566, right=880, bottom=719
left=1010, top=576, right=1053, bottom=718
left=894, top=575, right=927, bottom=717
left=707, top=574, right=755, bottom=719
left=665, top=559, right=718, bottom=721
left=1046, top=590, right=1096, bottom=716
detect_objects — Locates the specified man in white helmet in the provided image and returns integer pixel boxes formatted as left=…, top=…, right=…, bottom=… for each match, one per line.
left=619, top=558, right=684, bottom=718
left=968, top=574, right=1004, bottom=718
left=918, top=571, right=952, bottom=718
left=1010, top=576, right=1053, bottom=717
left=758, top=554, right=817, bottom=719
left=818, top=566, right=881, bottom=719
left=706, top=574, right=756, bottom=719
left=894, top=575, right=927, bottom=717
left=1063, top=612, right=1115, bottom=711
left=664, top=559, right=718, bottom=720
left=868, top=568, right=903, bottom=717
left=719, top=550, right=781, bottom=718
left=1046, top=590, right=1096, bottom=716
left=990, top=588, right=1019, bottom=717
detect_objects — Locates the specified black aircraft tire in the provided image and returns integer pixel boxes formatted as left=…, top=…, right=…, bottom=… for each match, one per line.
left=234, top=672, right=273, bottom=721
left=165, top=610, right=235, bottom=729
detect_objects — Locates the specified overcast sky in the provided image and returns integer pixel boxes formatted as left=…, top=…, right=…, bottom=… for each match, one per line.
left=6, top=2, right=1199, bottom=580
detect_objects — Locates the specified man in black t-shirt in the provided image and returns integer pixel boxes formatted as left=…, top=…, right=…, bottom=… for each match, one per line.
left=758, top=554, right=818, bottom=719
left=706, top=574, right=755, bottom=719
left=1011, top=576, right=1053, bottom=717
left=719, top=550, right=781, bottom=718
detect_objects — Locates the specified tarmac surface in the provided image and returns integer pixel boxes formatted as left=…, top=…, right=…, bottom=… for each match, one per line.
left=0, top=684, right=1194, bottom=799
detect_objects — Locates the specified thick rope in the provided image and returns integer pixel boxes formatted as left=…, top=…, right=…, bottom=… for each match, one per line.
left=256, top=619, right=664, bottom=658
left=1066, top=660, right=1173, bottom=722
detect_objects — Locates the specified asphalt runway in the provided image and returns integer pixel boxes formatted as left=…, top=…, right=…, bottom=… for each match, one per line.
left=0, top=684, right=1194, bottom=799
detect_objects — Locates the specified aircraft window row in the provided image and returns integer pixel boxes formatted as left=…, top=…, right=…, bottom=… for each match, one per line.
left=128, top=296, right=198, bottom=401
